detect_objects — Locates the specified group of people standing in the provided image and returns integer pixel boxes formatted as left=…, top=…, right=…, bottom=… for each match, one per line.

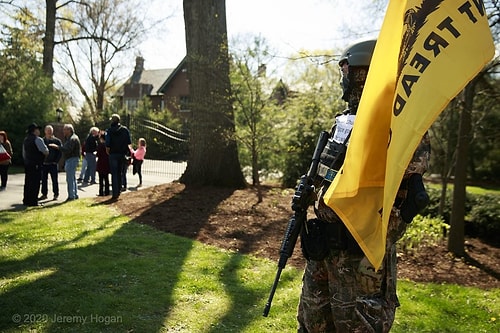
left=0, top=113, right=146, bottom=207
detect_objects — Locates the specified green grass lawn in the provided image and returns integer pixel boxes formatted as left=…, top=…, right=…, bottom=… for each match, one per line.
left=0, top=199, right=498, bottom=332
left=427, top=182, right=500, bottom=195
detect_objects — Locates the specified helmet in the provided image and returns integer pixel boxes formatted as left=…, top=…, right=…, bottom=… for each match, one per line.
left=339, top=39, right=377, bottom=112
left=338, top=39, right=376, bottom=67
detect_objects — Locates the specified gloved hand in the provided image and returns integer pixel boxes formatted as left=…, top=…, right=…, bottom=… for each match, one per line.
left=400, top=173, right=430, bottom=223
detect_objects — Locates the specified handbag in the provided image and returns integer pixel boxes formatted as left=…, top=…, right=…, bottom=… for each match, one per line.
left=0, top=144, right=11, bottom=163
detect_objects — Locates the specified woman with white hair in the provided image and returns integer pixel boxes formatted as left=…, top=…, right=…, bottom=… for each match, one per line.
left=83, top=126, right=99, bottom=184
left=49, top=124, right=81, bottom=201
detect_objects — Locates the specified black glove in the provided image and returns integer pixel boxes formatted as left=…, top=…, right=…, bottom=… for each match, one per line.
left=400, top=173, right=430, bottom=223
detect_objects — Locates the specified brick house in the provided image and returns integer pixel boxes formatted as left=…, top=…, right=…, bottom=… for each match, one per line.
left=116, top=56, right=190, bottom=120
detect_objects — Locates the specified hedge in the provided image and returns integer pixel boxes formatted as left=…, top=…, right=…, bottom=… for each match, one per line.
left=420, top=186, right=500, bottom=243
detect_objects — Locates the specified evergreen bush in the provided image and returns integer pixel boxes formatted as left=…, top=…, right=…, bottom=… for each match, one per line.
left=467, top=193, right=500, bottom=243
left=420, top=186, right=500, bottom=243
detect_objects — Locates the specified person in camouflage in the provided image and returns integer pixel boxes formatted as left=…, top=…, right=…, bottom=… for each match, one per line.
left=296, top=40, right=431, bottom=333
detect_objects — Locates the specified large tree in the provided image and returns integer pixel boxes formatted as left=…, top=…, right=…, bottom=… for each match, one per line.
left=448, top=81, right=475, bottom=256
left=447, top=0, right=500, bottom=255
left=42, top=0, right=56, bottom=79
left=181, top=0, right=245, bottom=188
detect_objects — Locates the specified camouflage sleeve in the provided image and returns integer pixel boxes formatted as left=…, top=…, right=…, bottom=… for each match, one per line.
left=394, top=132, right=431, bottom=211
left=403, top=131, right=430, bottom=178
left=386, top=134, right=432, bottom=301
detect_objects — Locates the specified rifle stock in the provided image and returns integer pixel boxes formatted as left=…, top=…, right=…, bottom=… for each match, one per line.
left=263, top=131, right=329, bottom=317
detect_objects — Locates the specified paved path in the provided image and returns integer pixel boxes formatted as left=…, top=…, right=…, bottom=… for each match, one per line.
left=0, top=160, right=186, bottom=211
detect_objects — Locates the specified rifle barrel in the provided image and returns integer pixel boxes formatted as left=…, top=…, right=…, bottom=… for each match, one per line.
left=262, top=267, right=283, bottom=317
left=262, top=130, right=330, bottom=317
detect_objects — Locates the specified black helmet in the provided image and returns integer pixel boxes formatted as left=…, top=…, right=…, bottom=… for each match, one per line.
left=339, top=39, right=377, bottom=112
left=338, top=39, right=376, bottom=67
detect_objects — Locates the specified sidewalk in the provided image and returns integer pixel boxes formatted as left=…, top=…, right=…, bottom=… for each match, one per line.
left=0, top=170, right=178, bottom=211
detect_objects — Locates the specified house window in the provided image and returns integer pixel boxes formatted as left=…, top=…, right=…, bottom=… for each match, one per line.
left=125, top=99, right=138, bottom=111
left=179, top=96, right=190, bottom=112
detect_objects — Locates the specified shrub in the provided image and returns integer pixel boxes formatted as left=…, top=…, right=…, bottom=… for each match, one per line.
left=420, top=187, right=452, bottom=222
left=398, top=215, right=449, bottom=254
left=420, top=186, right=500, bottom=243
left=467, top=193, right=500, bottom=243
left=420, top=186, right=476, bottom=224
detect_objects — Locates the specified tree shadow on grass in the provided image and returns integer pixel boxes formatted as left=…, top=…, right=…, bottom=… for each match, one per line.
left=207, top=254, right=263, bottom=332
left=205, top=252, right=300, bottom=333
left=0, top=185, right=235, bottom=332
left=463, top=252, right=500, bottom=281
left=0, top=219, right=194, bottom=332
left=110, top=183, right=302, bottom=330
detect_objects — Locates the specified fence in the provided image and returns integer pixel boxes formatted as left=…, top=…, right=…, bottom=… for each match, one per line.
left=128, top=117, right=189, bottom=161
left=126, top=159, right=187, bottom=183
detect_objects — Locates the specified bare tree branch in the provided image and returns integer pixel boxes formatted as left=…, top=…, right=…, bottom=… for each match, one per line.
left=55, top=0, right=149, bottom=120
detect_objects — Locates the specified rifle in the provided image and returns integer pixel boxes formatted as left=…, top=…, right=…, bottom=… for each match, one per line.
left=263, top=130, right=330, bottom=317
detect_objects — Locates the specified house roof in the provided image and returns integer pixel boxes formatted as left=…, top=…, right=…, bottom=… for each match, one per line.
left=157, top=57, right=187, bottom=93
left=116, top=57, right=187, bottom=97
left=130, top=68, right=174, bottom=95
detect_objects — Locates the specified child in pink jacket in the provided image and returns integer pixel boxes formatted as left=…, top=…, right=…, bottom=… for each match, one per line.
left=131, top=138, right=146, bottom=187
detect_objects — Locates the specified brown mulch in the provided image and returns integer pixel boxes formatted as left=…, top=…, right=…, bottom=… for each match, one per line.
left=97, top=182, right=500, bottom=290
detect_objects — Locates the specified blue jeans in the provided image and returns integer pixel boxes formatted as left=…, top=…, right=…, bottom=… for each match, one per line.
left=109, top=154, right=124, bottom=197
left=65, top=157, right=79, bottom=199
left=79, top=157, right=87, bottom=179
left=84, top=153, right=96, bottom=183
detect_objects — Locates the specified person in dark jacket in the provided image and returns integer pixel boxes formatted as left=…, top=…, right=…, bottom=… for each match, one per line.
left=40, top=125, right=62, bottom=201
left=105, top=114, right=131, bottom=199
left=22, top=123, right=49, bottom=206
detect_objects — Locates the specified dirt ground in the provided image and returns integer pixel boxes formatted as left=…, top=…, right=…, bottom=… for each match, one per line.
left=98, top=182, right=500, bottom=290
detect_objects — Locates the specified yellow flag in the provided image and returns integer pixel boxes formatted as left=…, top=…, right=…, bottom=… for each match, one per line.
left=323, top=0, right=495, bottom=270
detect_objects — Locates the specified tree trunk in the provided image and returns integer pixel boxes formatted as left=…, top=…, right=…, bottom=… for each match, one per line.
left=181, top=0, right=246, bottom=188
left=439, top=103, right=457, bottom=218
left=251, top=140, right=263, bottom=203
left=439, top=178, right=448, bottom=219
left=448, top=81, right=475, bottom=256
left=96, top=61, right=106, bottom=118
left=43, top=0, right=57, bottom=81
